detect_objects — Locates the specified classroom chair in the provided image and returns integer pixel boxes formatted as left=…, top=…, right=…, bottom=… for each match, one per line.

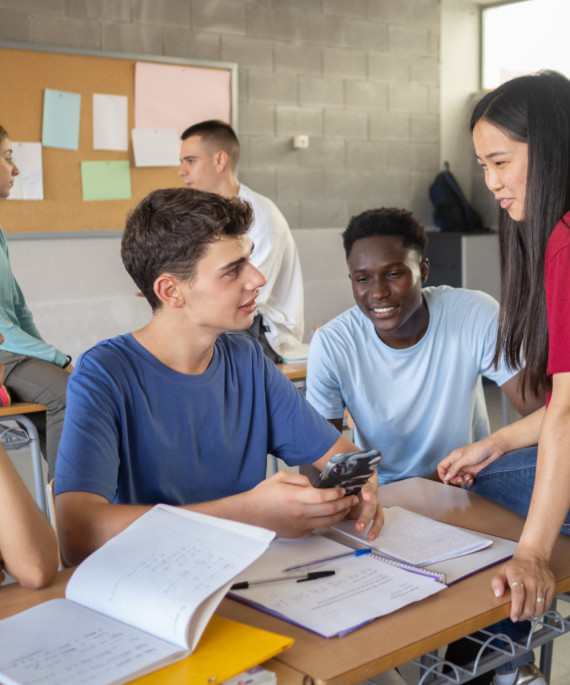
left=45, top=478, right=63, bottom=570
left=0, top=403, right=47, bottom=515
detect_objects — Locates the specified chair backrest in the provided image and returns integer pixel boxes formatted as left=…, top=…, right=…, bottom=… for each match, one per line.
left=0, top=404, right=48, bottom=514
left=45, top=479, right=63, bottom=570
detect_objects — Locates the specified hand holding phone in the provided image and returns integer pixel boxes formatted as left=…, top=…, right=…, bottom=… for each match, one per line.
left=315, top=449, right=381, bottom=496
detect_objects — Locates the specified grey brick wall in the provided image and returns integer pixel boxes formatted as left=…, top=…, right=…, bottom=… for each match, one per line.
left=0, top=0, right=440, bottom=228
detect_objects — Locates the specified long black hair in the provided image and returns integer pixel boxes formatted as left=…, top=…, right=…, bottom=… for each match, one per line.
left=470, top=70, right=570, bottom=397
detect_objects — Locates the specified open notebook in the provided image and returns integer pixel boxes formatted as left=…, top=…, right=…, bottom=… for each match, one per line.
left=229, top=534, right=446, bottom=638
left=332, top=506, right=493, bottom=565
left=0, top=505, right=290, bottom=685
left=330, top=506, right=517, bottom=585
left=229, top=507, right=517, bottom=637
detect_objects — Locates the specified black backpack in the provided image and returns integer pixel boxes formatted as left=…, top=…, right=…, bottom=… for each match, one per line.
left=429, top=162, right=487, bottom=233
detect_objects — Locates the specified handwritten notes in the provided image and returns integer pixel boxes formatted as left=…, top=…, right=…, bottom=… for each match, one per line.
left=333, top=507, right=493, bottom=566
left=230, top=535, right=445, bottom=638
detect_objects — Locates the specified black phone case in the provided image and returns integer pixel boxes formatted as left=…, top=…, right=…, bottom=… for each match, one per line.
left=315, top=450, right=381, bottom=495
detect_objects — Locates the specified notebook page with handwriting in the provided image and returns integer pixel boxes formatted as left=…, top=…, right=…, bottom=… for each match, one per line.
left=332, top=506, right=492, bottom=566
left=229, top=535, right=445, bottom=637
left=0, top=599, right=185, bottom=685
left=66, top=505, right=275, bottom=651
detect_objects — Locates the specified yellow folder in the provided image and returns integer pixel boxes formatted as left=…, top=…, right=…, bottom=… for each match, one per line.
left=131, top=615, right=294, bottom=685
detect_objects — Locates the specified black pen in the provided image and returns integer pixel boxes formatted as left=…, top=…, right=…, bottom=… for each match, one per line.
left=231, top=570, right=335, bottom=590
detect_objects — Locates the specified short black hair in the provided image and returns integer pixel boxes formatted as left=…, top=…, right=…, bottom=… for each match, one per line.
left=342, top=207, right=428, bottom=259
left=121, top=188, right=252, bottom=311
left=180, top=120, right=240, bottom=169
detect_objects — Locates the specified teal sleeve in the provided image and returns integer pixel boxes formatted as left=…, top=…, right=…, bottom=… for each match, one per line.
left=0, top=227, right=67, bottom=366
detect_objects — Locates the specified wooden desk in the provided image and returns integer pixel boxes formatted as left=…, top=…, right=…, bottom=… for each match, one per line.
left=2, top=479, right=569, bottom=684
left=0, top=402, right=46, bottom=418
left=0, top=568, right=299, bottom=684
left=276, top=360, right=307, bottom=382
left=218, top=479, right=570, bottom=684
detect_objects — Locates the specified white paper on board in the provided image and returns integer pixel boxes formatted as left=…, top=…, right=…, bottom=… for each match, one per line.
left=131, top=128, right=179, bottom=167
left=93, top=93, right=129, bottom=151
left=7, top=142, right=43, bottom=200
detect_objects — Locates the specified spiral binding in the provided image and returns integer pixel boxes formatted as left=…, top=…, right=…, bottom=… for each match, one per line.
left=369, top=551, right=446, bottom=584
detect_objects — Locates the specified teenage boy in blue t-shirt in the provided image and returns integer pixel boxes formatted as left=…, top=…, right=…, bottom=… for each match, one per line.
left=54, top=188, right=381, bottom=566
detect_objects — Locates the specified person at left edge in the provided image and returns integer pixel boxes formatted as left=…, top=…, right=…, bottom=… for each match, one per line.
left=0, top=125, right=72, bottom=481
left=54, top=188, right=382, bottom=567
left=0, top=331, right=58, bottom=590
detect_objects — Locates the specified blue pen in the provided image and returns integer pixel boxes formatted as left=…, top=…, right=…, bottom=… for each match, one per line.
left=282, top=548, right=373, bottom=572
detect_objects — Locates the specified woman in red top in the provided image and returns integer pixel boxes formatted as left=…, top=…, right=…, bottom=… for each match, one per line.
left=438, top=71, right=570, bottom=682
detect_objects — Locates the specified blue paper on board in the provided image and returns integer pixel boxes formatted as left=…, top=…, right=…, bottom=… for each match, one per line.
left=42, top=88, right=81, bottom=150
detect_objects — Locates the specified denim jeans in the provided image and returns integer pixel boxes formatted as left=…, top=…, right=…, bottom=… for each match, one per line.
left=468, top=446, right=570, bottom=536
left=467, top=447, right=570, bottom=672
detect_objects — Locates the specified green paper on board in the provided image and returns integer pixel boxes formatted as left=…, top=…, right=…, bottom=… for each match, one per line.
left=81, top=160, right=132, bottom=201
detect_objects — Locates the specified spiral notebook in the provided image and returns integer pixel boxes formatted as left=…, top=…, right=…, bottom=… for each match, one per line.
left=329, top=506, right=517, bottom=585
left=229, top=535, right=446, bottom=638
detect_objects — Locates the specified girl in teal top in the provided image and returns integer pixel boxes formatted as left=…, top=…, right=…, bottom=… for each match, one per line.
left=0, top=125, right=72, bottom=479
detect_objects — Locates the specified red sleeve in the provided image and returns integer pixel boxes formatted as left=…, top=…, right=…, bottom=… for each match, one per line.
left=546, top=226, right=570, bottom=376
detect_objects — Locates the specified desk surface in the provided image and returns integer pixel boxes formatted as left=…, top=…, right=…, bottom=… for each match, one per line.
left=0, top=402, right=46, bottom=417
left=218, top=479, right=570, bottom=684
left=2, top=479, right=569, bottom=685
left=0, top=567, right=298, bottom=683
left=276, top=360, right=307, bottom=381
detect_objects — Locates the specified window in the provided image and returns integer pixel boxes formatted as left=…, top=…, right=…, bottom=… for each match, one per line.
left=482, top=0, right=570, bottom=89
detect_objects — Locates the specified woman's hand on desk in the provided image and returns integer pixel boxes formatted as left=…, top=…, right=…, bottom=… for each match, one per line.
left=344, top=470, right=384, bottom=540
left=492, top=550, right=555, bottom=622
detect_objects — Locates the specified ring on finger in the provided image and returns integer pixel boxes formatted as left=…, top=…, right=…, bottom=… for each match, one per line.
left=536, top=597, right=546, bottom=604
left=510, top=581, right=524, bottom=590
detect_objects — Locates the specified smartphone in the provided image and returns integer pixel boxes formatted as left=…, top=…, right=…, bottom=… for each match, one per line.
left=315, top=449, right=381, bottom=496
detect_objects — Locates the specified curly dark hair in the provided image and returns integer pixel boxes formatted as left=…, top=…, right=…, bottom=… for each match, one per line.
left=342, top=207, right=428, bottom=260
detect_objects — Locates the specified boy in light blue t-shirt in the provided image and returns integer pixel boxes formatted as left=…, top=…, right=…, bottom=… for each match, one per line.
left=306, top=207, right=543, bottom=484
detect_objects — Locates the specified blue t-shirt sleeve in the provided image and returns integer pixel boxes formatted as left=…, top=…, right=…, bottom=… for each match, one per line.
left=54, top=349, right=121, bottom=501
left=305, top=328, right=346, bottom=419
left=263, top=354, right=339, bottom=466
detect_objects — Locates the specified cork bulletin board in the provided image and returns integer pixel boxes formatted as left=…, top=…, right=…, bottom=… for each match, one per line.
left=0, top=43, right=237, bottom=234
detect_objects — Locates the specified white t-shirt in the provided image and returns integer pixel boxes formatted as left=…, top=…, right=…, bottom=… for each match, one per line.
left=238, top=184, right=304, bottom=353
left=306, top=286, right=517, bottom=484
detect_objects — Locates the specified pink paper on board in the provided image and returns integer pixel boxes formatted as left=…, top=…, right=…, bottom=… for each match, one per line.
left=135, top=62, right=231, bottom=137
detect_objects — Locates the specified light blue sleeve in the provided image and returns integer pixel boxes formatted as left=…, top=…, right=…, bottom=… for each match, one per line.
left=306, top=328, right=346, bottom=420
left=0, top=307, right=66, bottom=366
left=466, top=290, right=518, bottom=387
